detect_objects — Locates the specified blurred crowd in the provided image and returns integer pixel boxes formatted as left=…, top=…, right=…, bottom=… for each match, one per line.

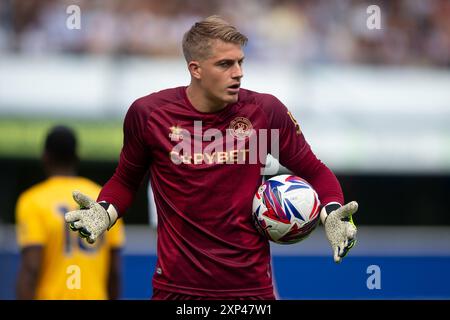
left=0, top=0, right=449, bottom=66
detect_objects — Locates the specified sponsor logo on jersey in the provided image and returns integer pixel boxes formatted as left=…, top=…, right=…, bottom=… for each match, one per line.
left=168, top=120, right=280, bottom=174
left=170, top=149, right=249, bottom=165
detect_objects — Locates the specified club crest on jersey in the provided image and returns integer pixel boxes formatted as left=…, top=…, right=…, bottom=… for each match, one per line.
left=169, top=126, right=184, bottom=141
left=229, top=117, right=253, bottom=140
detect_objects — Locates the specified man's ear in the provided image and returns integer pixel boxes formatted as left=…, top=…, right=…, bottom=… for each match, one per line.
left=188, top=61, right=201, bottom=80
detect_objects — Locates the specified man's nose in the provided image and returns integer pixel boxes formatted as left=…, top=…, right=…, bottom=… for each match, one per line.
left=231, top=63, right=243, bottom=79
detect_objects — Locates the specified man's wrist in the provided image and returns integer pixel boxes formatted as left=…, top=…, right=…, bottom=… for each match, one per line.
left=325, top=202, right=342, bottom=214
left=98, top=201, right=119, bottom=230
left=320, top=202, right=342, bottom=224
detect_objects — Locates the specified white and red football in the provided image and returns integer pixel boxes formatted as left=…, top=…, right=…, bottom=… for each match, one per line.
left=252, top=174, right=321, bottom=244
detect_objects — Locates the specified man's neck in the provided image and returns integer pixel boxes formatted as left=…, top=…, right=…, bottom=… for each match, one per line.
left=47, top=168, right=76, bottom=177
left=186, top=85, right=226, bottom=113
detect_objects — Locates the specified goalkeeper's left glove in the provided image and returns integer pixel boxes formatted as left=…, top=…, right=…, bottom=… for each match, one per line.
left=321, top=201, right=358, bottom=263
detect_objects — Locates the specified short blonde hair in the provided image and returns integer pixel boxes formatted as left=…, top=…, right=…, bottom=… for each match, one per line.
left=182, top=15, right=248, bottom=62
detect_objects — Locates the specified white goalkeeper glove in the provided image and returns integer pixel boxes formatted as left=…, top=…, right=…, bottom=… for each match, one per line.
left=321, top=201, right=358, bottom=263
left=65, top=191, right=118, bottom=244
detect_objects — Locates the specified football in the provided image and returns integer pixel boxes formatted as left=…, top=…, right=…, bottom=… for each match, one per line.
left=252, top=174, right=321, bottom=244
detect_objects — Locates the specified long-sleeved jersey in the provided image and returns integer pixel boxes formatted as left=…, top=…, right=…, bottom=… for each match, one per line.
left=98, top=86, right=343, bottom=297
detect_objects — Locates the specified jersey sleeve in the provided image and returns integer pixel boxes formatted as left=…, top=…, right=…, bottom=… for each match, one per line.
left=98, top=98, right=153, bottom=216
left=15, top=193, right=47, bottom=248
left=259, top=94, right=344, bottom=206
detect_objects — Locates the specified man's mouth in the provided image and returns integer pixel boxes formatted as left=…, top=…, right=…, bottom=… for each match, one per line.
left=227, top=84, right=240, bottom=90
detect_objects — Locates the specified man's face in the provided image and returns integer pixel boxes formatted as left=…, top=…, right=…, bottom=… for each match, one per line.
left=195, top=40, right=244, bottom=106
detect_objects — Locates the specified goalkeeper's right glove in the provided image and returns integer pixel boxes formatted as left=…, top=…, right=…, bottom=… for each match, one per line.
left=64, top=191, right=118, bottom=244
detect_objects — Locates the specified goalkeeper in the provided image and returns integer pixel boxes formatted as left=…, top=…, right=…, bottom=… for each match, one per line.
left=65, top=15, right=358, bottom=300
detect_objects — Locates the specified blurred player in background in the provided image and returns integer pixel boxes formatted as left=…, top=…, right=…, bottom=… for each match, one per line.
left=65, top=16, right=358, bottom=300
left=15, top=125, right=125, bottom=300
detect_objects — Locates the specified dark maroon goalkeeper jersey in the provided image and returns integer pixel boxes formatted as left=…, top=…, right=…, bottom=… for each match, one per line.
left=98, top=86, right=343, bottom=297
